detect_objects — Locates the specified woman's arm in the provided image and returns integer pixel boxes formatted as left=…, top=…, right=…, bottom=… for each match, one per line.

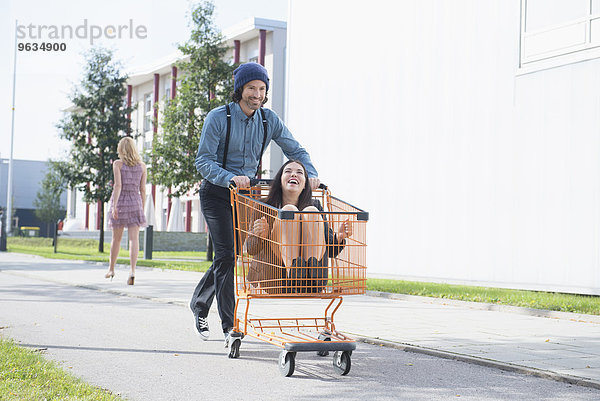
left=140, top=163, right=147, bottom=212
left=336, top=219, right=352, bottom=242
left=245, top=217, right=269, bottom=255
left=311, top=199, right=348, bottom=258
left=326, top=223, right=346, bottom=258
left=112, top=161, right=122, bottom=219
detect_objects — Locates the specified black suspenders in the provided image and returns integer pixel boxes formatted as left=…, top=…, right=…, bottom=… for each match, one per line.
left=222, top=104, right=268, bottom=177
left=256, top=108, right=268, bottom=177
left=222, top=105, right=232, bottom=170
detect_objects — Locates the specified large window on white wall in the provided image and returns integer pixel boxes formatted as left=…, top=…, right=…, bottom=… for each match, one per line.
left=143, top=93, right=153, bottom=132
left=521, top=0, right=600, bottom=69
left=143, top=93, right=153, bottom=150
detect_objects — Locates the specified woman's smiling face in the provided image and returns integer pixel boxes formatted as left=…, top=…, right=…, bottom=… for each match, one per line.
left=281, top=161, right=306, bottom=195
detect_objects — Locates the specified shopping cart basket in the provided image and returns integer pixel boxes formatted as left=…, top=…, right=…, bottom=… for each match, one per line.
left=228, top=179, right=368, bottom=376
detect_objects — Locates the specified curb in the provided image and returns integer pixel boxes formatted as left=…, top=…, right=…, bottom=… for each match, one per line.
left=365, top=290, right=600, bottom=324
left=353, top=335, right=600, bottom=391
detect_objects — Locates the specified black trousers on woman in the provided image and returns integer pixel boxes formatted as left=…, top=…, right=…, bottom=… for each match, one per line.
left=189, top=180, right=235, bottom=333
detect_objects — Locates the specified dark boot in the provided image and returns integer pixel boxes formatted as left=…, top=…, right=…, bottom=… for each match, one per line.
left=306, top=256, right=328, bottom=293
left=288, top=257, right=307, bottom=293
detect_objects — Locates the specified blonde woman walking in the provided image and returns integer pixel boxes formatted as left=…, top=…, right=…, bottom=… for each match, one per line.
left=105, top=136, right=147, bottom=285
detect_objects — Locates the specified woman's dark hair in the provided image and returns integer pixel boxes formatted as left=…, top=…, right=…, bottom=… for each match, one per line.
left=231, top=87, right=269, bottom=105
left=265, top=160, right=313, bottom=210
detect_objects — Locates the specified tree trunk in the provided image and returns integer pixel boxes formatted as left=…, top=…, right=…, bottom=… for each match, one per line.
left=98, top=202, right=104, bottom=253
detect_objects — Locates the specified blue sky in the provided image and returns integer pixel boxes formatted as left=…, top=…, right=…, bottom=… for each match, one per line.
left=0, top=0, right=288, bottom=161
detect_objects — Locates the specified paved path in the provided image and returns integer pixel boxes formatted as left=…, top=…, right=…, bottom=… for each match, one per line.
left=1, top=251, right=600, bottom=392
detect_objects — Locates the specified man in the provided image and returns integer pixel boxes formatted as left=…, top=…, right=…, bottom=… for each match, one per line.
left=191, top=62, right=319, bottom=345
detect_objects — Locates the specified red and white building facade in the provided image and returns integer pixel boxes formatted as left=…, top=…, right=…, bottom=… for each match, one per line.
left=64, top=18, right=288, bottom=234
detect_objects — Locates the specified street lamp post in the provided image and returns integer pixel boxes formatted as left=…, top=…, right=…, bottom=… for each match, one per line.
left=6, top=20, right=18, bottom=236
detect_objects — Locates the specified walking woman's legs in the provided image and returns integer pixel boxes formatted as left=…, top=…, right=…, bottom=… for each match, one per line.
left=300, top=206, right=326, bottom=260
left=108, top=227, right=124, bottom=275
left=128, top=225, right=140, bottom=277
left=272, top=204, right=301, bottom=267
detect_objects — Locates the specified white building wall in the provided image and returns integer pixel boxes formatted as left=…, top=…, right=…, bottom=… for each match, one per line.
left=266, top=28, right=287, bottom=178
left=286, top=0, right=600, bottom=294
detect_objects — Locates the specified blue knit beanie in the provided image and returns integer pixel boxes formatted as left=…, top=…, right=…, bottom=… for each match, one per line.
left=233, top=62, right=269, bottom=92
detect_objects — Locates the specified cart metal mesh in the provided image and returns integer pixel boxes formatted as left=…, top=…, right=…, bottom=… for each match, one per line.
left=231, top=183, right=368, bottom=298
left=227, top=181, right=368, bottom=375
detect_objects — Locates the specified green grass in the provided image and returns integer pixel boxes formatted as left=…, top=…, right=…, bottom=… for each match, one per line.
left=7, top=237, right=211, bottom=272
left=7, top=237, right=600, bottom=316
left=0, top=337, right=123, bottom=401
left=367, top=278, right=600, bottom=315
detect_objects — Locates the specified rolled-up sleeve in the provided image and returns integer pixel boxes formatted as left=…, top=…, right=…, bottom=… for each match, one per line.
left=195, top=109, right=235, bottom=187
left=269, top=112, right=318, bottom=178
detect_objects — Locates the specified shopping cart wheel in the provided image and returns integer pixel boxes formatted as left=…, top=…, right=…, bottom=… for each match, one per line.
left=228, top=339, right=241, bottom=359
left=333, top=351, right=351, bottom=375
left=278, top=351, right=296, bottom=377
left=317, top=331, right=331, bottom=356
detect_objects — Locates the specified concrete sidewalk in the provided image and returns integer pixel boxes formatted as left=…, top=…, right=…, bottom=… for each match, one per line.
left=1, top=252, right=600, bottom=389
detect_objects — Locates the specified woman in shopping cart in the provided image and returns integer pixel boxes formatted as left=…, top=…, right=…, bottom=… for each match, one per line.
left=245, top=160, right=352, bottom=294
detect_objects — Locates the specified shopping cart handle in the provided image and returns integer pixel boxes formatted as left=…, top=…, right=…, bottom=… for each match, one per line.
left=251, top=178, right=273, bottom=186
left=229, top=178, right=273, bottom=189
left=229, top=178, right=327, bottom=190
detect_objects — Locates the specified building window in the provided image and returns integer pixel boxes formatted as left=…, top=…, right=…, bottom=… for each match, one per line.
left=165, top=87, right=171, bottom=105
left=520, top=0, right=600, bottom=69
left=143, top=136, right=153, bottom=151
left=143, top=93, right=152, bottom=132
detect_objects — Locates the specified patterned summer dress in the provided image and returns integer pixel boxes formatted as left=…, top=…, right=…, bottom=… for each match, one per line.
left=108, top=162, right=147, bottom=228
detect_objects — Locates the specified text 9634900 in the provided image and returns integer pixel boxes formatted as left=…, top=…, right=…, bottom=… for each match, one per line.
left=18, top=42, right=67, bottom=52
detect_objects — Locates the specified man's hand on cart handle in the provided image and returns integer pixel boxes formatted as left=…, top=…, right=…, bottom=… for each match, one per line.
left=309, top=177, right=320, bottom=190
left=337, top=219, right=353, bottom=241
left=229, top=177, right=321, bottom=190
left=251, top=217, right=269, bottom=237
left=230, top=176, right=250, bottom=188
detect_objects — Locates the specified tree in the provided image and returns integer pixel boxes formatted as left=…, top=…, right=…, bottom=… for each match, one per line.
left=151, top=1, right=235, bottom=198
left=57, top=47, right=133, bottom=252
left=34, top=161, right=68, bottom=237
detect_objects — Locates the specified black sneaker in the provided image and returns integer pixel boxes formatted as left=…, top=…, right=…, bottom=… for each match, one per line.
left=194, top=311, right=209, bottom=340
left=224, top=330, right=231, bottom=348
left=224, top=329, right=243, bottom=348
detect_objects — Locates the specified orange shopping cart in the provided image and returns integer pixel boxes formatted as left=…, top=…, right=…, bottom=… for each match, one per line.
left=228, top=179, right=368, bottom=377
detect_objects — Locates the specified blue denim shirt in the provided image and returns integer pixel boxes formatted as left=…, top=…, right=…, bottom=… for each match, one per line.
left=195, top=102, right=318, bottom=187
